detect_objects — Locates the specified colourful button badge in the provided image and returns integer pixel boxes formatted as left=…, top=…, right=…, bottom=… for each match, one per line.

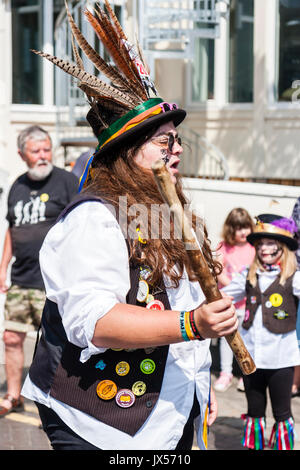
left=115, top=361, right=130, bottom=376
left=115, top=389, right=136, bottom=408
left=137, top=280, right=149, bottom=303
left=140, top=359, right=156, bottom=374
left=146, top=300, right=165, bottom=310
left=96, top=380, right=117, bottom=400
left=132, top=381, right=147, bottom=396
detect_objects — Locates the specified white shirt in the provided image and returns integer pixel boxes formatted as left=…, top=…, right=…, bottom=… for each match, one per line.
left=22, top=201, right=211, bottom=450
left=223, top=267, right=300, bottom=369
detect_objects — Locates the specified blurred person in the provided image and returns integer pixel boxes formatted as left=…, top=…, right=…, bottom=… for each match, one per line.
left=72, top=151, right=92, bottom=180
left=0, top=125, right=78, bottom=417
left=291, top=197, right=300, bottom=397
left=214, top=208, right=255, bottom=392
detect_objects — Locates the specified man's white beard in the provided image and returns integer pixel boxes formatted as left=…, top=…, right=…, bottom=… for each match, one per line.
left=27, top=160, right=53, bottom=181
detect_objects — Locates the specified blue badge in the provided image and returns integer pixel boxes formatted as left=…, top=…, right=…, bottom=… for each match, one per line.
left=95, top=360, right=107, bottom=370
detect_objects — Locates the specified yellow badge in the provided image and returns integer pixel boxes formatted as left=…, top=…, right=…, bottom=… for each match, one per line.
left=96, top=380, right=117, bottom=400
left=116, top=361, right=130, bottom=376
left=269, top=293, right=283, bottom=307
left=132, top=381, right=147, bottom=396
left=136, top=227, right=147, bottom=244
left=40, top=193, right=49, bottom=202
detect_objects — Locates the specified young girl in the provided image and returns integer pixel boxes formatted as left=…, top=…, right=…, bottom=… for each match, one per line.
left=223, top=213, right=300, bottom=450
left=214, top=208, right=255, bottom=392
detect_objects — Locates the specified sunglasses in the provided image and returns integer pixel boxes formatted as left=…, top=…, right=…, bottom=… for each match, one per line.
left=151, top=133, right=182, bottom=153
left=158, top=101, right=179, bottom=113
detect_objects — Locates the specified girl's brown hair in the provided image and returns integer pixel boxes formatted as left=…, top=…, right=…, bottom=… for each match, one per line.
left=84, top=133, right=222, bottom=288
left=222, top=208, right=254, bottom=246
left=247, top=240, right=297, bottom=286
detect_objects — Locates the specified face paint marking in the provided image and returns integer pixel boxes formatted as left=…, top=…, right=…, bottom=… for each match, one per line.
left=161, top=149, right=170, bottom=164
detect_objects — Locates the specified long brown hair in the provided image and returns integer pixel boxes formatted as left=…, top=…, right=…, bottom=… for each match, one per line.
left=84, top=132, right=222, bottom=288
left=222, top=208, right=254, bottom=246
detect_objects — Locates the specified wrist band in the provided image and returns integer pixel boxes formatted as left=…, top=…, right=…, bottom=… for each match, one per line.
left=180, top=311, right=190, bottom=341
left=180, top=310, right=204, bottom=341
left=189, top=310, right=205, bottom=340
left=184, top=310, right=195, bottom=341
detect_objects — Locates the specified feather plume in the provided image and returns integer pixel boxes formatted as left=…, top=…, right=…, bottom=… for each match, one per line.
left=78, top=83, right=134, bottom=109
left=104, top=0, right=127, bottom=42
left=33, top=0, right=157, bottom=126
left=84, top=10, right=134, bottom=82
left=31, top=49, right=138, bottom=106
left=65, top=0, right=133, bottom=93
left=85, top=7, right=147, bottom=99
left=95, top=4, right=146, bottom=94
left=71, top=34, right=84, bottom=70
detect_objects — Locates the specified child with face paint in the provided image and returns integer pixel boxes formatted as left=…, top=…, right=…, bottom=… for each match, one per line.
left=222, top=214, right=300, bottom=450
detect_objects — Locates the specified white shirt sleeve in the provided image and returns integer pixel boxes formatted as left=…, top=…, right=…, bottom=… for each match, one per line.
left=39, top=201, right=130, bottom=362
left=221, top=268, right=247, bottom=304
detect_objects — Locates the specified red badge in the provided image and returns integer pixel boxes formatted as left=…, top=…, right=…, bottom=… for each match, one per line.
left=146, top=300, right=165, bottom=311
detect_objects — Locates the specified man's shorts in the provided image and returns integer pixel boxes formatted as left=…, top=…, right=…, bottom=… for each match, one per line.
left=4, top=285, right=46, bottom=333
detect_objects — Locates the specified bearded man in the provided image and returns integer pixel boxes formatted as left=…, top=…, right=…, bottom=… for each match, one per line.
left=0, top=125, right=78, bottom=417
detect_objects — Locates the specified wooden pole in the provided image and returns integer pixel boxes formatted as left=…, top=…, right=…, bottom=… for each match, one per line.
left=152, top=159, right=256, bottom=375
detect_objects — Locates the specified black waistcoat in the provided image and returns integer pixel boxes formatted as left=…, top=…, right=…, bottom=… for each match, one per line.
left=29, top=195, right=171, bottom=436
left=242, top=274, right=298, bottom=334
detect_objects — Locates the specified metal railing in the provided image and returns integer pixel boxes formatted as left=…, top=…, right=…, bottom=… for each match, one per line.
left=139, top=0, right=222, bottom=60
left=180, top=125, right=229, bottom=180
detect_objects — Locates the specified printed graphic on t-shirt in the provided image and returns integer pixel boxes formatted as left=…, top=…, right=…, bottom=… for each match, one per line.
left=13, top=195, right=48, bottom=226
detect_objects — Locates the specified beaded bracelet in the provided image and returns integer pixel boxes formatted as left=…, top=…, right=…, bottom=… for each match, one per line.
left=180, top=310, right=205, bottom=341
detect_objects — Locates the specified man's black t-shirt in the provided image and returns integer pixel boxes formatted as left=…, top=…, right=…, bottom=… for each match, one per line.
left=6, top=166, right=78, bottom=289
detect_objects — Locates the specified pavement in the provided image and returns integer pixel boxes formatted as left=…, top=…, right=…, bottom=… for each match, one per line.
left=1, top=335, right=300, bottom=452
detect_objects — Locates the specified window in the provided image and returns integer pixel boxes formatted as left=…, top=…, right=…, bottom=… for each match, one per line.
left=12, top=0, right=42, bottom=104
left=277, top=0, right=300, bottom=102
left=12, top=0, right=65, bottom=105
left=192, top=37, right=215, bottom=102
left=228, top=0, right=254, bottom=103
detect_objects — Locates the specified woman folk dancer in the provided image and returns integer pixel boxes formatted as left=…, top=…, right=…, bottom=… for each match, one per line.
left=223, top=214, right=300, bottom=450
left=22, top=1, right=238, bottom=450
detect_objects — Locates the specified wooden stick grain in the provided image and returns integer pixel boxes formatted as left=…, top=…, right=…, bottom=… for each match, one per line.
left=152, top=159, right=256, bottom=375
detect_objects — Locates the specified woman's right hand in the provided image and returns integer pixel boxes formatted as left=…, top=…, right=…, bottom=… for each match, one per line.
left=194, top=297, right=238, bottom=339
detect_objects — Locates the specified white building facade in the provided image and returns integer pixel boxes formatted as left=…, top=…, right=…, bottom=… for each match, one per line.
left=0, top=0, right=300, bottom=187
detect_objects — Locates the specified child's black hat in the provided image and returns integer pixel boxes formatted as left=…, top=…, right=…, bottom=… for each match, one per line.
left=247, top=213, right=298, bottom=251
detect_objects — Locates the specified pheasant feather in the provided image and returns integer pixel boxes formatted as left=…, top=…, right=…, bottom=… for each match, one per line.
left=31, top=50, right=138, bottom=106
left=84, top=8, right=147, bottom=99
left=104, top=0, right=127, bottom=42
left=71, top=34, right=84, bottom=70
left=65, top=1, right=132, bottom=92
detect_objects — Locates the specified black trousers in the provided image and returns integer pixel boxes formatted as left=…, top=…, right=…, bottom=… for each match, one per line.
left=36, top=394, right=199, bottom=451
left=243, top=367, right=294, bottom=422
